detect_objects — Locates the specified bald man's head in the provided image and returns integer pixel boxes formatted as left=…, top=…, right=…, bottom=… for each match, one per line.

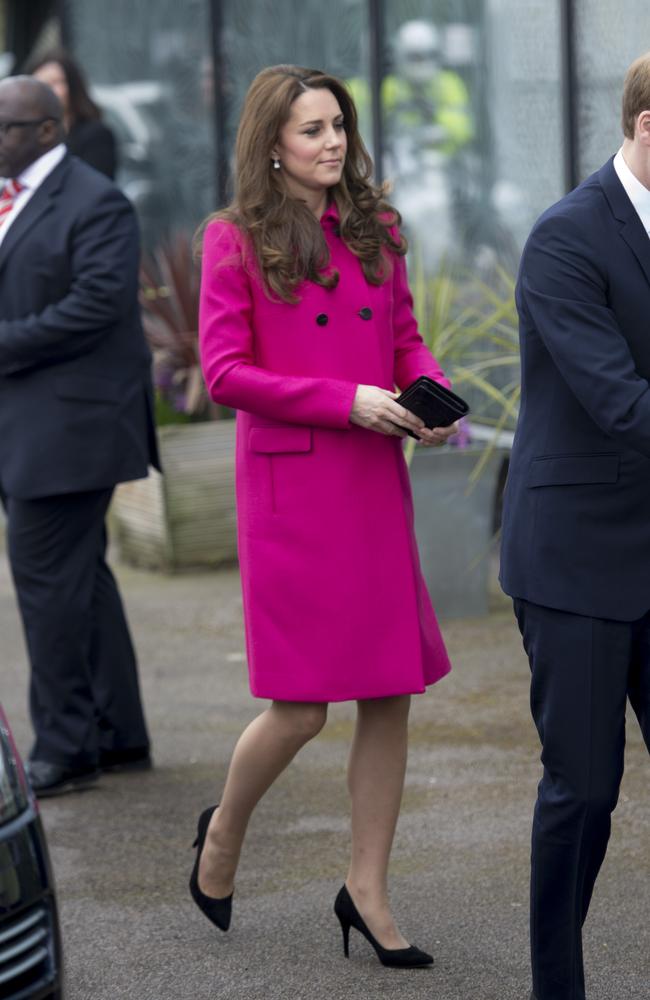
left=0, top=75, right=65, bottom=178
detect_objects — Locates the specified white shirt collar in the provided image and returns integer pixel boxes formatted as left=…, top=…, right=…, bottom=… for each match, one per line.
left=15, top=143, right=67, bottom=191
left=613, top=147, right=650, bottom=235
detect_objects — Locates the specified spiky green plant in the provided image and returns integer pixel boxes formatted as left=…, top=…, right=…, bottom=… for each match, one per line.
left=407, top=248, right=520, bottom=485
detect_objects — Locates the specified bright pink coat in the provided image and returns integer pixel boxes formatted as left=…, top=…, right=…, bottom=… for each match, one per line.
left=199, top=205, right=451, bottom=701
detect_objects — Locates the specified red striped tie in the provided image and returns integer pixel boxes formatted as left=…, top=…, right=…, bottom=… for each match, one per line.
left=0, top=178, right=24, bottom=227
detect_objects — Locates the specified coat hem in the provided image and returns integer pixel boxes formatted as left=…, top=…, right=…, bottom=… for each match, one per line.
left=249, top=669, right=450, bottom=702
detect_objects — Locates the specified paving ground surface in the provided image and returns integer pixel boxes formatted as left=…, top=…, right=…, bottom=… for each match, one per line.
left=1, top=536, right=649, bottom=1000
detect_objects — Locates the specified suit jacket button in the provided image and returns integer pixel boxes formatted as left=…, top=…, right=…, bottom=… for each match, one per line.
left=316, top=313, right=328, bottom=326
left=359, top=307, right=372, bottom=320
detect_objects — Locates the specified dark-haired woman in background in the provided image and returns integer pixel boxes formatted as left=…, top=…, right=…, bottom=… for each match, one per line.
left=28, top=49, right=117, bottom=179
left=192, top=64, right=458, bottom=968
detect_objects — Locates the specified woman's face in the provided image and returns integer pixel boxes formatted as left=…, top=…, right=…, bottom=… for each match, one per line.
left=32, top=62, right=69, bottom=114
left=273, top=87, right=347, bottom=205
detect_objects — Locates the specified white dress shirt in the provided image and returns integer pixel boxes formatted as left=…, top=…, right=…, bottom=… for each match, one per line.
left=0, top=143, right=67, bottom=248
left=613, top=147, right=650, bottom=238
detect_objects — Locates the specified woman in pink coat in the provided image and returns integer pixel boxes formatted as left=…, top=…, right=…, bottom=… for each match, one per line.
left=190, top=64, right=456, bottom=967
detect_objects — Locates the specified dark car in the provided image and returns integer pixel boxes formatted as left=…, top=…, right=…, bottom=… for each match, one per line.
left=0, top=705, right=63, bottom=999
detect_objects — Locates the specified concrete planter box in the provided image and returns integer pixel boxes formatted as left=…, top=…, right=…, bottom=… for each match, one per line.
left=410, top=445, right=508, bottom=618
left=110, top=420, right=237, bottom=571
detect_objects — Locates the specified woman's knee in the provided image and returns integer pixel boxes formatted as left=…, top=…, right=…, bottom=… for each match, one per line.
left=272, top=701, right=328, bottom=742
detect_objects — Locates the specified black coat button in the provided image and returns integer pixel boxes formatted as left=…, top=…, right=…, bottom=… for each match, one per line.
left=316, top=313, right=328, bottom=326
left=359, top=307, right=372, bottom=320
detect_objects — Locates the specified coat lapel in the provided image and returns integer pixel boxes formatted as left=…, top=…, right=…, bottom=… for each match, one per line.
left=0, top=154, right=71, bottom=275
left=598, top=156, right=650, bottom=289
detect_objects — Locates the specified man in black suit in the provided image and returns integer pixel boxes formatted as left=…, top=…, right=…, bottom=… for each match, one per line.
left=500, top=53, right=650, bottom=999
left=0, top=76, right=159, bottom=797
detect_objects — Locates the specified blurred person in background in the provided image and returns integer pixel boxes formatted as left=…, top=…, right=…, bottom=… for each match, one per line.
left=27, top=48, right=117, bottom=179
left=191, top=64, right=458, bottom=967
left=348, top=19, right=473, bottom=268
left=348, top=19, right=472, bottom=160
left=383, top=19, right=472, bottom=159
left=0, top=76, right=158, bottom=797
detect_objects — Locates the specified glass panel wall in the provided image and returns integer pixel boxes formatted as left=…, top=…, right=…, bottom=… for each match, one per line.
left=220, top=0, right=371, bottom=200
left=381, top=1, right=484, bottom=269
left=574, top=0, right=650, bottom=179
left=484, top=0, right=564, bottom=250
left=62, top=0, right=216, bottom=250
left=15, top=0, right=570, bottom=267
left=381, top=0, right=564, bottom=273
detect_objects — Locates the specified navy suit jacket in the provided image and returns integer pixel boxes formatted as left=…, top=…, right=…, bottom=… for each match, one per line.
left=0, top=153, right=159, bottom=500
left=500, top=156, right=650, bottom=621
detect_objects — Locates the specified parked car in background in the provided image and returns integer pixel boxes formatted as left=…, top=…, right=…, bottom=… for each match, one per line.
left=0, top=705, right=63, bottom=1000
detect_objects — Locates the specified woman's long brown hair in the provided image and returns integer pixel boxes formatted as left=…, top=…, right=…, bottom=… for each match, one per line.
left=26, top=49, right=102, bottom=125
left=199, top=65, right=406, bottom=303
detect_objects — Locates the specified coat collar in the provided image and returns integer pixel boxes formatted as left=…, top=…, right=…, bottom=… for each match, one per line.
left=0, top=153, right=71, bottom=275
left=320, top=199, right=340, bottom=233
left=599, top=154, right=650, bottom=288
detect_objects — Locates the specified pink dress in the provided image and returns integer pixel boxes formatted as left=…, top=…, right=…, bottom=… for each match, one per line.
left=199, top=205, right=452, bottom=701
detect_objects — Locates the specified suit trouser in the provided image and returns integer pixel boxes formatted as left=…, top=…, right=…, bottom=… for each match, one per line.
left=513, top=599, right=650, bottom=1000
left=5, top=487, right=150, bottom=767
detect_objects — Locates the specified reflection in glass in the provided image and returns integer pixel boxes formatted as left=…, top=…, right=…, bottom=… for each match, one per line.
left=381, top=2, right=484, bottom=271
left=61, top=0, right=216, bottom=250
left=381, top=0, right=564, bottom=275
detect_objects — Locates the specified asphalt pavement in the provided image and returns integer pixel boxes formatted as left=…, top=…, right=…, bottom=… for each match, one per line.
left=1, top=539, right=649, bottom=1000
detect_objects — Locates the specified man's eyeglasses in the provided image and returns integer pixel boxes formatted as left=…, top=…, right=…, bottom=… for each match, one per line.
left=0, top=117, right=60, bottom=138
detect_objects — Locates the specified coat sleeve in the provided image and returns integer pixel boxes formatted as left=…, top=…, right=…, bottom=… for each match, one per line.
left=520, top=211, right=650, bottom=457
left=391, top=246, right=451, bottom=391
left=0, top=187, right=140, bottom=376
left=199, top=221, right=357, bottom=428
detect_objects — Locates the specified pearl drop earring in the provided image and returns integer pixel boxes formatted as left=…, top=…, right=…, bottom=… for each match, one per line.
left=273, top=158, right=280, bottom=170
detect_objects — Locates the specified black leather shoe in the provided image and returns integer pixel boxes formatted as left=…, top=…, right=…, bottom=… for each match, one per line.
left=189, top=805, right=233, bottom=931
left=334, top=884, right=433, bottom=968
left=99, top=747, right=152, bottom=773
left=27, top=760, right=100, bottom=798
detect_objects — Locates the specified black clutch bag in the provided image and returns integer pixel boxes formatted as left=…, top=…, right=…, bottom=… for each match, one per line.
left=395, top=376, right=470, bottom=439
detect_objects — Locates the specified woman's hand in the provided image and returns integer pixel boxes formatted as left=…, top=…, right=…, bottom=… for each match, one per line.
left=350, top=385, right=460, bottom=445
left=416, top=421, right=460, bottom=447
left=350, top=385, right=425, bottom=437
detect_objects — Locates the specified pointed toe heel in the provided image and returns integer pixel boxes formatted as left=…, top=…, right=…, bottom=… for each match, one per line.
left=333, top=884, right=433, bottom=968
left=189, top=805, right=233, bottom=932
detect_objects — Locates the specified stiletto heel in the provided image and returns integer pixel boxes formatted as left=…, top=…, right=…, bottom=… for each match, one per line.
left=333, top=884, right=433, bottom=968
left=338, top=915, right=351, bottom=957
left=189, top=805, right=233, bottom=931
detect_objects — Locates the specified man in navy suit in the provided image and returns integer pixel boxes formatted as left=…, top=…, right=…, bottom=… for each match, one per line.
left=0, top=76, right=159, bottom=796
left=500, top=53, right=650, bottom=1000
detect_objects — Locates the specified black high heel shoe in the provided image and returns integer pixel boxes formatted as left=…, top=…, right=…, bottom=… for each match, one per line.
left=333, top=884, right=433, bottom=968
left=189, top=805, right=233, bottom=931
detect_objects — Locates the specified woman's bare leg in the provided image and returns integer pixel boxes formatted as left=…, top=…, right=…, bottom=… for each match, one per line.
left=198, top=700, right=328, bottom=897
left=346, top=694, right=412, bottom=949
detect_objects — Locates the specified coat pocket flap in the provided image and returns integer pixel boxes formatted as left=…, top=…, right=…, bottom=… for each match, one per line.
left=55, top=374, right=120, bottom=403
left=528, top=454, right=619, bottom=488
left=249, top=427, right=312, bottom=454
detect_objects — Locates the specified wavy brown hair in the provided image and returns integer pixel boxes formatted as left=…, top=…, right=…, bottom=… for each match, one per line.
left=200, top=64, right=406, bottom=302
